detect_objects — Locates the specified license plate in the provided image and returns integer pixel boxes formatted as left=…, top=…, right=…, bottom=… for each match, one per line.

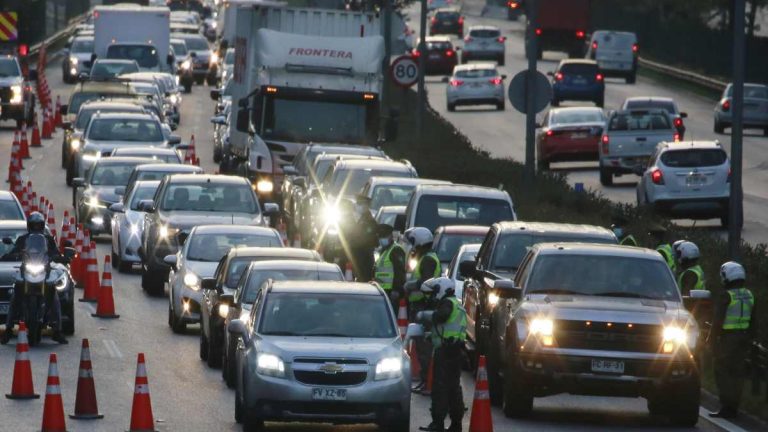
left=312, top=388, right=347, bottom=401
left=591, top=359, right=624, bottom=374
left=573, top=78, right=587, bottom=85
left=686, top=174, right=706, bottom=186
left=480, top=42, right=488, bottom=47
left=471, top=83, right=482, bottom=88
left=571, top=132, right=588, bottom=139
left=429, top=54, right=440, bottom=59
left=0, top=304, right=8, bottom=315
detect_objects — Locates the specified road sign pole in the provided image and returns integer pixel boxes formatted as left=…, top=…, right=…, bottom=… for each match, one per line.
left=416, top=0, right=428, bottom=139
left=381, top=0, right=392, bottom=141
left=524, top=0, right=539, bottom=181
left=728, top=0, right=746, bottom=260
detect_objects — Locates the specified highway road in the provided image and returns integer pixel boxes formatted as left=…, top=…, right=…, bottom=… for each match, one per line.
left=405, top=0, right=768, bottom=247
left=0, top=7, right=756, bottom=431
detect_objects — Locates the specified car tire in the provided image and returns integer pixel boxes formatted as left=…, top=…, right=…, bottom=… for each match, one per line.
left=599, top=165, right=613, bottom=186
left=763, top=127, right=768, bottom=137
left=213, top=147, right=222, bottom=163
left=447, top=102, right=456, bottom=112
left=169, top=301, right=186, bottom=334
left=720, top=213, right=730, bottom=228
left=111, top=251, right=119, bottom=269
left=502, top=355, right=533, bottom=418
left=184, top=82, right=192, bottom=93
left=66, top=163, right=75, bottom=187
left=118, top=258, right=132, bottom=274
left=486, top=338, right=504, bottom=407
left=199, top=328, right=209, bottom=361
left=224, top=342, right=237, bottom=388
left=142, top=268, right=165, bottom=296
left=498, top=55, right=505, bottom=67
left=387, top=415, right=410, bottom=432
left=537, top=158, right=550, bottom=171
left=206, top=75, right=217, bottom=86
left=234, top=379, right=244, bottom=423
left=461, top=55, right=468, bottom=64
left=596, top=96, right=605, bottom=107
left=61, top=143, right=68, bottom=168
left=62, top=301, right=75, bottom=335
left=496, top=101, right=505, bottom=111
left=626, top=72, right=636, bottom=84
left=714, top=120, right=725, bottom=134
left=207, top=322, right=222, bottom=368
left=243, top=411, right=265, bottom=432
left=666, top=377, right=700, bottom=427
left=195, top=76, right=205, bottom=85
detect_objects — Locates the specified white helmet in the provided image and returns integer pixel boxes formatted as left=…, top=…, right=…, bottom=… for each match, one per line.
left=404, top=227, right=433, bottom=249
left=678, top=241, right=700, bottom=262
left=672, top=239, right=686, bottom=257
left=720, top=261, right=746, bottom=284
left=420, top=277, right=455, bottom=300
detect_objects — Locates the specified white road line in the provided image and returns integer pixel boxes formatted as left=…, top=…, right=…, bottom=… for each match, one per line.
left=102, top=339, right=123, bottom=358
left=699, top=407, right=750, bottom=432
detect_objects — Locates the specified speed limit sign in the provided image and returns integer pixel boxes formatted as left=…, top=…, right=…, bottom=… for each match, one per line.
left=390, top=55, right=419, bottom=88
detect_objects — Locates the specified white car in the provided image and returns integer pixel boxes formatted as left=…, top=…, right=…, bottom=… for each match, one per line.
left=446, top=242, right=480, bottom=300
left=636, top=141, right=730, bottom=227
left=462, top=25, right=506, bottom=65
left=586, top=30, right=638, bottom=83
left=446, top=63, right=506, bottom=111
left=110, top=180, right=160, bottom=272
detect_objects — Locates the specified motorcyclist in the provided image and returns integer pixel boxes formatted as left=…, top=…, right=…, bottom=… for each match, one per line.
left=1, top=212, right=68, bottom=344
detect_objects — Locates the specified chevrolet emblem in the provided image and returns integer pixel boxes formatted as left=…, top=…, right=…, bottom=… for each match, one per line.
left=318, top=363, right=344, bottom=374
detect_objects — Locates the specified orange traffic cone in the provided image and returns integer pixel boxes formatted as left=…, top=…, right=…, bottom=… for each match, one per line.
left=47, top=203, right=57, bottom=242
left=80, top=241, right=99, bottom=302
left=41, top=353, right=67, bottom=432
left=29, top=191, right=38, bottom=213
left=345, top=261, right=354, bottom=281
left=7, top=146, right=18, bottom=184
left=19, top=122, right=30, bottom=159
left=59, top=212, right=70, bottom=251
left=128, top=353, right=155, bottom=432
left=12, top=130, right=23, bottom=170
left=397, top=299, right=408, bottom=339
left=186, top=134, right=197, bottom=164
left=71, top=227, right=84, bottom=285
left=408, top=340, right=421, bottom=380
left=42, top=109, right=52, bottom=139
left=5, top=322, right=39, bottom=399
left=54, top=95, right=63, bottom=127
left=92, top=255, right=119, bottom=319
left=20, top=184, right=29, bottom=215
left=70, top=339, right=104, bottom=420
left=468, top=355, right=493, bottom=432
left=67, top=217, right=76, bottom=248
left=277, top=219, right=288, bottom=246
left=31, top=114, right=42, bottom=147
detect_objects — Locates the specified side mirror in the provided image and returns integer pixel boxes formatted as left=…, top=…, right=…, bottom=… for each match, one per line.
left=491, top=279, right=522, bottom=300
left=176, top=231, right=190, bottom=246
left=60, top=105, right=69, bottom=115
left=114, top=186, right=126, bottom=196
left=190, top=51, right=198, bottom=58
left=163, top=254, right=178, bottom=268
left=109, top=202, right=125, bottom=213
left=209, top=89, right=221, bottom=101
left=502, top=74, right=507, bottom=79
left=236, top=108, right=250, bottom=133
left=534, top=122, right=542, bottom=128
left=459, top=260, right=477, bottom=278
left=138, top=200, right=156, bottom=213
left=687, top=289, right=711, bottom=300
left=28, top=69, right=38, bottom=81
left=404, top=323, right=424, bottom=342
left=2, top=237, right=13, bottom=245
left=72, top=178, right=86, bottom=188
left=680, top=112, right=688, bottom=119
left=393, top=213, right=406, bottom=232
left=282, top=165, right=298, bottom=177
left=220, top=293, right=234, bottom=304
left=293, top=176, right=306, bottom=189
left=227, top=319, right=249, bottom=344
left=168, top=135, right=182, bottom=146
left=63, top=247, right=76, bottom=261
left=263, top=203, right=279, bottom=215
left=201, top=277, right=217, bottom=290
left=167, top=54, right=174, bottom=66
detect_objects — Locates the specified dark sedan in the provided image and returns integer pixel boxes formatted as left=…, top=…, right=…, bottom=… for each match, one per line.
left=430, top=8, right=464, bottom=37
left=413, top=36, right=459, bottom=76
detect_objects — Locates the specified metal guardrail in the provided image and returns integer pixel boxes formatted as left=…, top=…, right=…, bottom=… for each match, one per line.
left=28, top=12, right=89, bottom=60
left=638, top=56, right=728, bottom=92
left=749, top=342, right=768, bottom=401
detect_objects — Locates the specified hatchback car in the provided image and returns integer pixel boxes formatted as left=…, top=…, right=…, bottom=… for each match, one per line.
left=165, top=225, right=283, bottom=332
left=430, top=8, right=464, bottom=37
left=714, top=83, right=768, bottom=135
left=230, top=281, right=410, bottom=431
left=462, top=25, right=506, bottom=65
left=536, top=107, right=606, bottom=170
left=550, top=59, right=605, bottom=107
left=361, top=176, right=451, bottom=217
left=586, top=30, right=638, bottom=83
left=637, top=141, right=731, bottom=227
left=413, top=36, right=459, bottom=76
left=89, top=59, right=140, bottom=80
left=446, top=63, right=506, bottom=111
left=110, top=180, right=161, bottom=272
left=622, top=97, right=687, bottom=139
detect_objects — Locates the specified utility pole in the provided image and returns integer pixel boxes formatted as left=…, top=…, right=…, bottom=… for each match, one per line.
left=381, top=0, right=392, bottom=141
left=728, top=0, right=745, bottom=260
left=524, top=0, right=538, bottom=181
left=416, top=0, right=427, bottom=137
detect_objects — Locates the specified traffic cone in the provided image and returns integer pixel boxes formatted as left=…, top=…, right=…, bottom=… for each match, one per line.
left=54, top=95, right=63, bottom=127
left=80, top=241, right=99, bottom=302
left=30, top=191, right=38, bottom=213
left=71, top=226, right=83, bottom=285
left=67, top=217, right=76, bottom=248
left=7, top=146, right=18, bottom=184
left=12, top=130, right=23, bottom=169
left=20, top=184, right=29, bottom=214
left=70, top=339, right=104, bottom=420
left=5, top=322, right=39, bottom=399
left=92, top=255, right=119, bottom=319
left=408, top=340, right=421, bottom=380
left=128, top=353, right=155, bottom=432
left=345, top=261, right=354, bottom=281
left=10, top=170, right=22, bottom=199
left=19, top=122, right=30, bottom=159
left=47, top=203, right=57, bottom=241
left=468, top=355, right=493, bottom=432
left=397, top=299, right=408, bottom=339
left=186, top=134, right=196, bottom=164
left=59, top=212, right=70, bottom=251
left=194, top=156, right=200, bottom=166
left=41, top=353, right=67, bottom=432
left=31, top=114, right=42, bottom=147
left=42, top=109, right=52, bottom=139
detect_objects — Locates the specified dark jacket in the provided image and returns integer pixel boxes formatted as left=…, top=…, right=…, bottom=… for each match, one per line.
left=3, top=233, right=62, bottom=263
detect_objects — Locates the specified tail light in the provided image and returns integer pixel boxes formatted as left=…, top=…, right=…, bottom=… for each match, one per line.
left=535, top=28, right=542, bottom=36
left=508, top=0, right=519, bottom=8
left=592, top=41, right=598, bottom=50
left=18, top=44, right=29, bottom=57
left=721, top=99, right=731, bottom=111
left=497, top=36, right=506, bottom=43
left=651, top=168, right=664, bottom=185
left=412, top=50, right=421, bottom=58
left=546, top=130, right=554, bottom=137
left=595, top=73, right=604, bottom=82
left=576, top=30, right=586, bottom=39
left=673, top=117, right=683, bottom=128
left=458, top=17, right=464, bottom=25
left=445, top=49, right=455, bottom=57
left=431, top=17, right=437, bottom=25
left=465, top=36, right=473, bottom=42
left=489, top=77, right=503, bottom=86
left=449, top=79, right=464, bottom=87
left=673, top=133, right=681, bottom=142
left=601, top=135, right=609, bottom=154
left=632, top=43, right=639, bottom=53
left=554, top=72, right=564, bottom=81
left=727, top=167, right=732, bottom=183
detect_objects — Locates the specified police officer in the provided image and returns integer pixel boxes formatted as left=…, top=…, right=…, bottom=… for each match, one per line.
left=672, top=239, right=687, bottom=268
left=347, top=197, right=379, bottom=281
left=708, top=262, right=756, bottom=419
left=373, top=224, right=406, bottom=310
left=649, top=225, right=676, bottom=273
left=403, top=227, right=441, bottom=391
left=1, top=212, right=67, bottom=345
left=677, top=241, right=705, bottom=295
left=417, top=277, right=467, bottom=432
left=611, top=214, right=637, bottom=246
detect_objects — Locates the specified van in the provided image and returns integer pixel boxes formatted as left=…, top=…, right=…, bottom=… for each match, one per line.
left=586, top=30, right=638, bottom=84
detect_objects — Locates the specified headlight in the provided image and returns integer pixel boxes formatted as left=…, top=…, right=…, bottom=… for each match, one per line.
left=211, top=21, right=218, bottom=29
left=82, top=153, right=101, bottom=162
left=221, top=70, right=228, bottom=81
left=87, top=196, right=106, bottom=209
left=488, top=292, right=500, bottom=306
left=10, top=85, right=22, bottom=104
left=26, top=263, right=45, bottom=276
left=55, top=275, right=68, bottom=291
left=169, top=94, right=179, bottom=104
left=256, top=353, right=285, bottom=378
left=159, top=225, right=179, bottom=238
left=218, top=303, right=229, bottom=318
left=129, top=223, right=139, bottom=235
left=375, top=357, right=403, bottom=380
left=323, top=204, right=341, bottom=225
left=183, top=273, right=200, bottom=290
left=70, top=138, right=81, bottom=150
left=181, top=60, right=191, bottom=70
left=256, top=179, right=274, bottom=193
left=529, top=318, right=555, bottom=347
left=70, top=56, right=79, bottom=65
left=662, top=325, right=688, bottom=353
left=210, top=52, right=219, bottom=64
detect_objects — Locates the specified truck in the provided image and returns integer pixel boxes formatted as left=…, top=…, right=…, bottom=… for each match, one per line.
left=0, top=4, right=38, bottom=126
left=526, top=0, right=590, bottom=59
left=92, top=4, right=173, bottom=73
left=224, top=2, right=384, bottom=204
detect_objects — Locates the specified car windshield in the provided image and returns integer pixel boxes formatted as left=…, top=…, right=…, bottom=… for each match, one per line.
left=129, top=184, right=160, bottom=210
left=435, top=11, right=459, bottom=20
left=560, top=63, right=598, bottom=75
left=89, top=163, right=142, bottom=186
left=187, top=233, right=280, bottom=262
left=660, top=149, right=728, bottom=168
left=609, top=112, right=671, bottom=131
left=0, top=201, right=24, bottom=220
left=727, top=84, right=768, bottom=99
left=370, top=185, right=416, bottom=211
left=551, top=109, right=605, bottom=124
left=426, top=41, right=452, bottom=51
left=259, top=293, right=396, bottom=338
left=184, top=37, right=209, bottom=50
left=243, top=268, right=342, bottom=303
left=492, top=234, right=616, bottom=271
left=595, top=33, right=635, bottom=49
left=625, top=100, right=677, bottom=114
left=263, top=98, right=369, bottom=144
left=91, top=61, right=139, bottom=78
left=225, top=255, right=308, bottom=288
left=69, top=90, right=133, bottom=114
left=469, top=29, right=500, bottom=38
left=106, top=45, right=159, bottom=69
left=136, top=169, right=196, bottom=181
left=455, top=69, right=497, bottom=79
left=87, top=118, right=164, bottom=142
left=414, top=195, right=513, bottom=233
left=131, top=83, right=161, bottom=97
left=435, top=232, right=487, bottom=262
left=0, top=229, right=26, bottom=258
left=526, top=254, right=679, bottom=301
left=161, top=183, right=258, bottom=213
left=0, top=58, right=21, bottom=77
left=329, top=168, right=412, bottom=197
left=376, top=210, right=400, bottom=226
left=76, top=107, right=139, bottom=130
left=71, top=39, right=95, bottom=53
left=118, top=152, right=180, bottom=164
left=171, top=41, right=188, bottom=56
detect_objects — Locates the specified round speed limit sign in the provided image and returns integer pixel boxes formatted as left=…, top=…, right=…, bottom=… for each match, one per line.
left=390, top=56, right=419, bottom=88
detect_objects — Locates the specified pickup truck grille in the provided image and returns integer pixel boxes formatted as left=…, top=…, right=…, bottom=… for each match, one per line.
left=555, top=320, right=662, bottom=353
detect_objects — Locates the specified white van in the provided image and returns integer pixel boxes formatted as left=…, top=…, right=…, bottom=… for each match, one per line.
left=586, top=30, right=638, bottom=84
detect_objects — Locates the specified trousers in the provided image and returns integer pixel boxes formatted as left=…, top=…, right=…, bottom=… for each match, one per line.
left=431, top=342, right=464, bottom=426
left=714, top=331, right=751, bottom=412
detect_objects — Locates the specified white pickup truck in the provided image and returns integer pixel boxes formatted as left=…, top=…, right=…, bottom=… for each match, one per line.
left=599, top=109, right=677, bottom=186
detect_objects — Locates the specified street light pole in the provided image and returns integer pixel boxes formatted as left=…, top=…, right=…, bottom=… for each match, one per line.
left=728, top=0, right=745, bottom=260
left=524, top=0, right=538, bottom=181
left=416, top=0, right=427, bottom=137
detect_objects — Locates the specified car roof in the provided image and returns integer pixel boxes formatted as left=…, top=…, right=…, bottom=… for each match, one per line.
left=495, top=222, right=616, bottom=238
left=549, top=106, right=604, bottom=114
left=0, top=191, right=18, bottom=201
left=614, top=108, right=669, bottom=116
left=247, top=260, right=340, bottom=272
left=435, top=7, right=460, bottom=12
left=315, top=153, right=387, bottom=163
left=166, top=174, right=246, bottom=184
left=79, top=100, right=144, bottom=111
left=377, top=205, right=406, bottom=214
left=114, top=147, right=178, bottom=155
left=624, top=96, right=675, bottom=104
left=659, top=140, right=724, bottom=151
left=135, top=163, right=202, bottom=172
left=72, top=35, right=94, bottom=41
left=436, top=225, right=490, bottom=235
left=334, top=159, right=413, bottom=171
left=268, top=280, right=382, bottom=295
left=454, top=63, right=498, bottom=72
left=366, top=176, right=449, bottom=187
left=94, top=59, right=137, bottom=65
left=559, top=59, right=598, bottom=66
left=190, top=225, right=278, bottom=236
left=91, top=112, right=157, bottom=121
left=592, top=30, right=637, bottom=38
left=415, top=183, right=511, bottom=199
left=425, top=35, right=453, bottom=43
left=457, top=243, right=482, bottom=253
left=228, top=247, right=319, bottom=260
left=0, top=221, right=26, bottom=229
left=303, top=143, right=385, bottom=154
left=132, top=180, right=161, bottom=189
left=120, top=72, right=167, bottom=81
left=74, top=81, right=135, bottom=93
left=534, top=242, right=663, bottom=260
left=468, top=25, right=500, bottom=31
left=92, top=156, right=157, bottom=166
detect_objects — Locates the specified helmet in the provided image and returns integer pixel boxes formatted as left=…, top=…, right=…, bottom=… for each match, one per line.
left=672, top=239, right=686, bottom=256
left=403, top=227, right=433, bottom=249
left=678, top=241, right=700, bottom=262
left=27, top=212, right=46, bottom=234
left=720, top=261, right=746, bottom=284
left=420, top=277, right=455, bottom=300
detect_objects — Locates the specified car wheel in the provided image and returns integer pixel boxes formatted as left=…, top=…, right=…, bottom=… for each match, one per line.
left=447, top=102, right=456, bottom=112
left=387, top=415, right=410, bottom=432
left=720, top=213, right=730, bottom=228
left=243, top=411, right=265, bottom=432
left=206, top=75, right=217, bottom=86
left=111, top=251, right=119, bottom=269
left=646, top=397, right=668, bottom=416
left=537, top=158, right=550, bottom=171
left=596, top=96, right=605, bottom=107
left=496, top=101, right=505, bottom=111
left=502, top=355, right=533, bottom=418
left=213, top=146, right=222, bottom=163
left=207, top=322, right=222, bottom=368
left=225, top=342, right=237, bottom=388
left=599, top=165, right=613, bottom=186
left=763, top=127, right=768, bottom=137
left=234, top=377, right=244, bottom=423
left=169, top=300, right=186, bottom=334
left=184, top=82, right=192, bottom=93
left=486, top=338, right=504, bottom=407
left=118, top=258, right=133, bottom=274
left=199, top=328, right=209, bottom=361
left=714, top=120, right=725, bottom=134
left=625, top=72, right=636, bottom=84
left=66, top=163, right=74, bottom=187
left=666, top=376, right=700, bottom=427
left=195, top=76, right=205, bottom=85
left=142, top=268, right=165, bottom=296
left=61, top=143, right=68, bottom=168
left=498, top=55, right=505, bottom=66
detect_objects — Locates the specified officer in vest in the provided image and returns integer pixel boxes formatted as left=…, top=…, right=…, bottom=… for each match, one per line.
left=708, top=262, right=756, bottom=419
left=417, top=277, right=467, bottom=432
left=649, top=224, right=676, bottom=273
left=611, top=214, right=637, bottom=246
left=403, top=227, right=442, bottom=391
left=677, top=241, right=705, bottom=295
left=373, top=224, right=406, bottom=309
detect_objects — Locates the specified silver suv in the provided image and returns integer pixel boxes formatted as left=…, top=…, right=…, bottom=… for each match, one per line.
left=462, top=25, right=506, bottom=65
left=636, top=141, right=730, bottom=227
left=229, top=281, right=411, bottom=431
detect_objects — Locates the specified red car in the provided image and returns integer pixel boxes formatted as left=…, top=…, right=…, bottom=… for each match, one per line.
left=536, top=107, right=606, bottom=170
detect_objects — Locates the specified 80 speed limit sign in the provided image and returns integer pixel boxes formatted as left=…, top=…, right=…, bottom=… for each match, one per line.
left=390, top=55, right=419, bottom=88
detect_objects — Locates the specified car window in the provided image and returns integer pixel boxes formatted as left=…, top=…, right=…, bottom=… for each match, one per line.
left=259, top=293, right=396, bottom=338
left=455, top=69, right=497, bottom=79
left=76, top=107, right=140, bottom=130
left=87, top=118, right=164, bottom=141
left=187, top=233, right=281, bottom=262
left=129, top=184, right=160, bottom=210
left=727, top=84, right=768, bottom=99
left=595, top=32, right=634, bottom=49
left=625, top=100, right=676, bottom=114
left=434, top=232, right=487, bottom=262
left=89, top=163, right=141, bottom=186
left=91, top=61, right=139, bottom=78
left=183, top=36, right=209, bottom=50
left=161, top=183, right=258, bottom=213
left=608, top=112, right=671, bottom=131
left=660, top=149, right=727, bottom=168
left=370, top=185, right=416, bottom=211
left=0, top=58, right=21, bottom=77
left=469, top=29, right=500, bottom=38
left=560, top=63, right=598, bottom=75
left=435, top=11, right=459, bottom=19
left=106, top=45, right=159, bottom=69
left=136, top=169, right=193, bottom=181
left=426, top=41, right=452, bottom=50
left=71, top=38, right=95, bottom=53
left=243, top=269, right=343, bottom=303
left=414, top=195, right=513, bottom=233
left=0, top=201, right=24, bottom=220
left=330, top=168, right=413, bottom=197
left=171, top=41, right=188, bottom=56
left=551, top=110, right=604, bottom=124
left=526, top=254, right=679, bottom=301
left=490, top=233, right=616, bottom=271
left=477, top=229, right=495, bottom=269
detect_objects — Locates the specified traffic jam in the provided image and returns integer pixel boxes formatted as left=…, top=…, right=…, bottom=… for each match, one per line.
left=0, top=0, right=762, bottom=431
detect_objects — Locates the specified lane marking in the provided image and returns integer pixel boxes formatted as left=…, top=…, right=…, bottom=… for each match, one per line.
left=699, top=407, right=750, bottom=432
left=102, top=339, right=123, bottom=358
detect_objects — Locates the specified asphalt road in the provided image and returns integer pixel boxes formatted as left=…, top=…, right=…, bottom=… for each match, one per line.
left=0, top=12, right=749, bottom=432
left=405, top=0, right=768, bottom=246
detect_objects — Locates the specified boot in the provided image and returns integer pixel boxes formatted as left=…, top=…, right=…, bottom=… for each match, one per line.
left=411, top=381, right=426, bottom=392
left=708, top=409, right=737, bottom=419
left=447, top=423, right=462, bottom=432
left=419, top=422, right=444, bottom=432
left=52, top=330, right=68, bottom=344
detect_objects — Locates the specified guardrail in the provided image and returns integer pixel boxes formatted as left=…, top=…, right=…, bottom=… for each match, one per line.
left=28, top=12, right=89, bottom=61
left=749, top=342, right=768, bottom=401
left=638, top=56, right=728, bottom=92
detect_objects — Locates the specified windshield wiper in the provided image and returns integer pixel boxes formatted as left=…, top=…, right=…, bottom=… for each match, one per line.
left=594, top=291, right=657, bottom=300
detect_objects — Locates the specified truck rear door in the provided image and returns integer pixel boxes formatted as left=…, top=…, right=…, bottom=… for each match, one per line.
left=607, top=111, right=676, bottom=160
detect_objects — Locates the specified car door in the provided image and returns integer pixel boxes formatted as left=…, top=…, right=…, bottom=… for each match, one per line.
left=202, top=255, right=227, bottom=337
left=464, top=228, right=495, bottom=344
